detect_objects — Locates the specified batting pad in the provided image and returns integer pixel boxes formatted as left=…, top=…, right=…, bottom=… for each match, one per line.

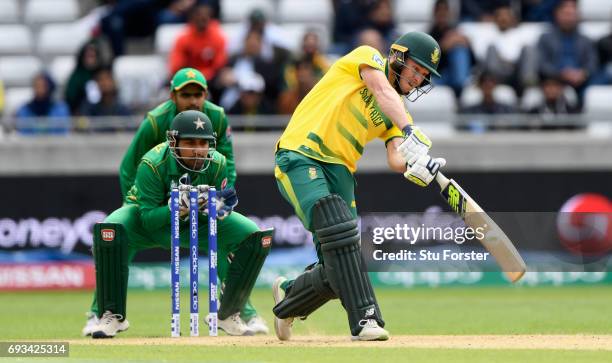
left=273, top=263, right=337, bottom=319
left=218, top=228, right=273, bottom=320
left=313, top=195, right=385, bottom=336
left=93, top=223, right=129, bottom=319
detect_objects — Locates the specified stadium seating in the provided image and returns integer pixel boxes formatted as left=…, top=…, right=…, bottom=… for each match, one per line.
left=278, top=0, right=332, bottom=24
left=113, top=55, right=166, bottom=108
left=394, top=0, right=435, bottom=23
left=49, top=56, right=76, bottom=87
left=24, top=0, right=79, bottom=24
left=0, top=56, right=42, bottom=87
left=405, top=86, right=456, bottom=118
left=37, top=23, right=90, bottom=56
left=579, top=0, right=612, bottom=21
left=584, top=86, right=612, bottom=117
left=0, top=0, right=19, bottom=23
left=155, top=24, right=187, bottom=55
left=460, top=84, right=518, bottom=108
left=222, top=0, right=276, bottom=22
left=0, top=25, right=34, bottom=55
left=280, top=23, right=329, bottom=53
left=3, top=87, right=33, bottom=117
left=579, top=22, right=611, bottom=41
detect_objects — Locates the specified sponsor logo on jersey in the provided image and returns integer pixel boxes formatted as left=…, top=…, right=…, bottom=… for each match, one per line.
left=372, top=53, right=384, bottom=68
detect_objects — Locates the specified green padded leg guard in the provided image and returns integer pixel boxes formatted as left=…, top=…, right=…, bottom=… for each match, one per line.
left=313, top=195, right=384, bottom=336
left=273, top=263, right=337, bottom=319
left=218, top=228, right=273, bottom=320
left=93, top=223, right=129, bottom=319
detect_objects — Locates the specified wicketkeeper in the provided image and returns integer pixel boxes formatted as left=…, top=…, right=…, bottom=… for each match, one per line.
left=87, top=111, right=272, bottom=338
left=272, top=32, right=445, bottom=341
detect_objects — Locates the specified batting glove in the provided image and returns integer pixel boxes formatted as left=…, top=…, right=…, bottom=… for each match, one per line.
left=397, top=125, right=432, bottom=166
left=404, top=154, right=446, bottom=187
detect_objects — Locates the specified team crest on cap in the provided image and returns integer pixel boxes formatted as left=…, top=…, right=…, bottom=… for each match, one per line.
left=186, top=70, right=196, bottom=78
left=194, top=117, right=205, bottom=130
left=308, top=167, right=317, bottom=180
left=431, top=47, right=440, bottom=64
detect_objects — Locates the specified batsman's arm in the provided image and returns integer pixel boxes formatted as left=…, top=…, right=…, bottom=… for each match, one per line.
left=133, top=160, right=171, bottom=230
left=119, top=115, right=159, bottom=198
left=385, top=137, right=409, bottom=173
left=361, top=66, right=412, bottom=131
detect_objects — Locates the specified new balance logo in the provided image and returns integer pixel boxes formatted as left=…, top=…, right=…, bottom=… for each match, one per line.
left=365, top=308, right=375, bottom=317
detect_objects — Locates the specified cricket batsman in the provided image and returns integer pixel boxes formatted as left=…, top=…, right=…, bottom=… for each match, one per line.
left=272, top=32, right=446, bottom=341
left=86, top=110, right=272, bottom=338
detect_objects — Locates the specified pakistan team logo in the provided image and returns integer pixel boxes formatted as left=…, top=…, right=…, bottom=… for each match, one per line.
left=308, top=167, right=317, bottom=180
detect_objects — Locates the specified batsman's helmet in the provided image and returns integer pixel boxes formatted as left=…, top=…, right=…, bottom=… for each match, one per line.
left=167, top=110, right=217, bottom=172
left=388, top=32, right=441, bottom=101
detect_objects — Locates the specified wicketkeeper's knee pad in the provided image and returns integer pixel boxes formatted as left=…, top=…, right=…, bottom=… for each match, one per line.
left=218, top=228, right=272, bottom=320
left=273, top=263, right=337, bottom=319
left=312, top=195, right=384, bottom=335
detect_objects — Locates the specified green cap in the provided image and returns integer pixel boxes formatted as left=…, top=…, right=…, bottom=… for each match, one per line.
left=170, top=68, right=208, bottom=92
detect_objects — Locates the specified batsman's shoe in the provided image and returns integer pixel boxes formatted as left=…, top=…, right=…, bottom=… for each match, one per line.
left=91, top=311, right=130, bottom=339
left=213, top=313, right=254, bottom=336
left=81, top=312, right=99, bottom=337
left=272, top=276, right=294, bottom=341
left=351, top=319, right=389, bottom=341
left=246, top=315, right=269, bottom=335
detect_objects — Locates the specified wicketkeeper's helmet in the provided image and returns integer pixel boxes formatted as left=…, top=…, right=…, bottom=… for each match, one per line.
left=167, top=110, right=217, bottom=172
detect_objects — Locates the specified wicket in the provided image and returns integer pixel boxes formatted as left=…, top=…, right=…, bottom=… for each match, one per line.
left=170, top=185, right=218, bottom=337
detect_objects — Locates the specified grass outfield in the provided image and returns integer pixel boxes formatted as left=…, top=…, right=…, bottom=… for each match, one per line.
left=1, top=286, right=612, bottom=362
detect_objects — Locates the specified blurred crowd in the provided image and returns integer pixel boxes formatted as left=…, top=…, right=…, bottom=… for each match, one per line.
left=3, top=0, right=612, bottom=134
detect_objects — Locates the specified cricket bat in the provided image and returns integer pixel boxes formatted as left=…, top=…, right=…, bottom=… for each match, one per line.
left=435, top=172, right=527, bottom=282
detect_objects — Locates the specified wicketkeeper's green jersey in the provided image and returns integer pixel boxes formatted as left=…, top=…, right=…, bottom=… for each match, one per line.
left=120, top=99, right=235, bottom=197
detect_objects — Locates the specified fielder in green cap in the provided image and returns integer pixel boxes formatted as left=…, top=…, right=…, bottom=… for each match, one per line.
left=119, top=67, right=236, bottom=197
left=84, top=111, right=272, bottom=338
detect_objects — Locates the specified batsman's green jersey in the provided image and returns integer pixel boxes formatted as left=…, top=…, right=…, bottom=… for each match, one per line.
left=120, top=100, right=236, bottom=197
left=91, top=142, right=259, bottom=320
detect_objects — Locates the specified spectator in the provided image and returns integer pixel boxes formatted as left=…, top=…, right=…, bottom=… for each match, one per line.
left=594, top=23, right=612, bottom=85
left=65, top=40, right=106, bottom=115
left=536, top=0, right=598, bottom=108
left=365, top=0, right=397, bottom=47
left=482, top=3, right=532, bottom=93
left=331, top=0, right=373, bottom=54
left=356, top=28, right=386, bottom=54
left=526, top=73, right=579, bottom=115
left=461, top=72, right=517, bottom=114
left=227, top=9, right=291, bottom=62
left=228, top=73, right=273, bottom=115
left=80, top=66, right=131, bottom=117
left=429, top=0, right=473, bottom=97
left=100, top=0, right=162, bottom=56
left=16, top=72, right=70, bottom=134
left=460, top=0, right=506, bottom=21
left=217, top=29, right=285, bottom=110
left=520, top=0, right=561, bottom=22
left=157, top=0, right=196, bottom=24
left=278, top=59, right=319, bottom=114
left=168, top=2, right=227, bottom=81
left=284, top=30, right=329, bottom=88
